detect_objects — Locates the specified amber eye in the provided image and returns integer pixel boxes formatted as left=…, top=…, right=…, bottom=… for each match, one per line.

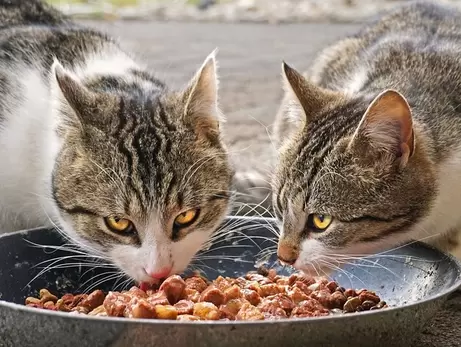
left=307, top=214, right=333, bottom=232
left=174, top=209, right=200, bottom=228
left=104, top=216, right=135, bottom=234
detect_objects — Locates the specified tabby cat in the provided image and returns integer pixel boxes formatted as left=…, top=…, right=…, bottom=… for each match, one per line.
left=0, top=0, right=233, bottom=284
left=273, top=2, right=461, bottom=274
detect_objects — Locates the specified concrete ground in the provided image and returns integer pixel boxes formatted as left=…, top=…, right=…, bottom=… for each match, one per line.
left=84, top=20, right=461, bottom=347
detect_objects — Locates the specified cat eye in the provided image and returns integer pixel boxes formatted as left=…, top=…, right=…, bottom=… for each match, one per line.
left=174, top=208, right=200, bottom=228
left=104, top=216, right=135, bottom=234
left=307, top=214, right=333, bottom=232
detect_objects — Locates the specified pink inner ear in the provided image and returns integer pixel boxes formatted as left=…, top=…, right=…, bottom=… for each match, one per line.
left=360, top=90, right=414, bottom=158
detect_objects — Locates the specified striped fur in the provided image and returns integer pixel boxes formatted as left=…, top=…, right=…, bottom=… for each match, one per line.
left=273, top=1, right=461, bottom=273
left=0, top=1, right=233, bottom=283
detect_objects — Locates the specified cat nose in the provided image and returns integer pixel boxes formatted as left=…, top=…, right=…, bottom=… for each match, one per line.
left=146, top=266, right=172, bottom=279
left=277, top=241, right=299, bottom=265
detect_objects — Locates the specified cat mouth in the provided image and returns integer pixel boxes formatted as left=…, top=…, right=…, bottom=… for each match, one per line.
left=139, top=281, right=159, bottom=291
left=293, top=260, right=334, bottom=277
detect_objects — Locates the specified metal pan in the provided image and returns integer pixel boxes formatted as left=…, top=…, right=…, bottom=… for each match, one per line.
left=0, top=217, right=460, bottom=347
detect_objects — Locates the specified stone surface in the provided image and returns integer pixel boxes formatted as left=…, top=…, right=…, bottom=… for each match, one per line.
left=81, top=20, right=460, bottom=346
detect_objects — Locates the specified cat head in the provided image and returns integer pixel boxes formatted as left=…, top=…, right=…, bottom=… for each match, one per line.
left=49, top=52, right=234, bottom=284
left=272, top=62, right=436, bottom=274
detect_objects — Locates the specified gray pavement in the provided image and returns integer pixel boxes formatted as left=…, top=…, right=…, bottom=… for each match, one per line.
left=84, top=20, right=460, bottom=347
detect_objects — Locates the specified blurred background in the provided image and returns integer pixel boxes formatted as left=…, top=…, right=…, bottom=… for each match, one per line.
left=44, top=0, right=461, bottom=23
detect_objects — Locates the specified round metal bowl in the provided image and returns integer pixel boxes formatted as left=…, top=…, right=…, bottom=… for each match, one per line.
left=0, top=217, right=460, bottom=347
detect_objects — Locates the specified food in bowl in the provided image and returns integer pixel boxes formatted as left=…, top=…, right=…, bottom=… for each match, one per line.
left=25, top=267, right=387, bottom=320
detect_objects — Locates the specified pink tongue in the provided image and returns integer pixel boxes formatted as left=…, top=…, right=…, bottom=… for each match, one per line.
left=139, top=282, right=151, bottom=291
left=139, top=279, right=161, bottom=292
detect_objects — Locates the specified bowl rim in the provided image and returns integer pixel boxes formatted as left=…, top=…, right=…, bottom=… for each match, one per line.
left=1, top=216, right=460, bottom=327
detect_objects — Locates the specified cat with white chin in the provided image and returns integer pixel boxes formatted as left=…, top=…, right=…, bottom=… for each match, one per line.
left=272, top=2, right=461, bottom=275
left=0, top=0, right=234, bottom=285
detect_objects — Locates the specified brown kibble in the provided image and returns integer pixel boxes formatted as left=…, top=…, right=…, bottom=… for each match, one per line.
left=241, top=289, right=261, bottom=306
left=88, top=305, right=107, bottom=316
left=72, top=305, right=90, bottom=314
left=361, top=300, right=376, bottom=311
left=128, top=287, right=148, bottom=298
left=26, top=271, right=386, bottom=320
left=55, top=299, right=71, bottom=312
left=287, top=286, right=309, bottom=304
left=245, top=273, right=272, bottom=285
left=355, top=288, right=366, bottom=295
left=310, top=289, right=331, bottom=307
left=60, top=294, right=76, bottom=307
left=235, top=303, right=264, bottom=321
left=130, top=300, right=156, bottom=319
left=199, top=285, right=226, bottom=307
left=154, top=305, right=178, bottom=320
left=39, top=289, right=58, bottom=303
left=276, top=278, right=290, bottom=286
left=159, top=275, right=186, bottom=304
left=43, top=301, right=56, bottom=310
left=174, top=300, right=194, bottom=315
left=326, top=281, right=339, bottom=293
left=214, top=276, right=232, bottom=291
left=70, top=294, right=87, bottom=308
left=185, top=277, right=208, bottom=293
left=293, top=281, right=312, bottom=296
left=271, top=294, right=295, bottom=312
left=358, top=291, right=380, bottom=304
left=344, top=289, right=356, bottom=298
left=343, top=297, right=362, bottom=313
left=103, top=291, right=130, bottom=317
left=307, top=283, right=320, bottom=292
left=146, top=291, right=169, bottom=306
left=258, top=294, right=294, bottom=317
left=193, top=302, right=220, bottom=320
left=328, top=291, right=347, bottom=309
left=230, top=277, right=248, bottom=288
left=177, top=314, right=200, bottom=321
left=224, top=285, right=242, bottom=301
left=219, top=298, right=249, bottom=319
left=291, top=299, right=329, bottom=317
left=291, top=273, right=316, bottom=286
left=259, top=284, right=283, bottom=297
left=25, top=297, right=41, bottom=305
left=182, top=288, right=200, bottom=303
left=375, top=300, right=387, bottom=309
left=80, top=290, right=105, bottom=311
left=245, top=281, right=262, bottom=295
left=267, top=269, right=277, bottom=280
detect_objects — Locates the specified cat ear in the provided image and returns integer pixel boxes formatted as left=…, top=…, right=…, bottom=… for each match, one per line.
left=51, top=59, right=117, bottom=129
left=350, top=89, right=415, bottom=168
left=182, top=50, right=221, bottom=136
left=282, top=62, right=340, bottom=125
left=52, top=60, right=98, bottom=113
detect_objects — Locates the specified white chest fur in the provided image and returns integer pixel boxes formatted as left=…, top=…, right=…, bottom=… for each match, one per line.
left=411, top=148, right=461, bottom=252
left=0, top=68, right=59, bottom=232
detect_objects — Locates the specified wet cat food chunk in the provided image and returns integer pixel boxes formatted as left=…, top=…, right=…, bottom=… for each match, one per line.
left=25, top=269, right=387, bottom=320
left=159, top=275, right=186, bottom=304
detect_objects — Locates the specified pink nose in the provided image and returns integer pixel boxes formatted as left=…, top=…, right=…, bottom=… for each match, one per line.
left=147, top=267, right=172, bottom=279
